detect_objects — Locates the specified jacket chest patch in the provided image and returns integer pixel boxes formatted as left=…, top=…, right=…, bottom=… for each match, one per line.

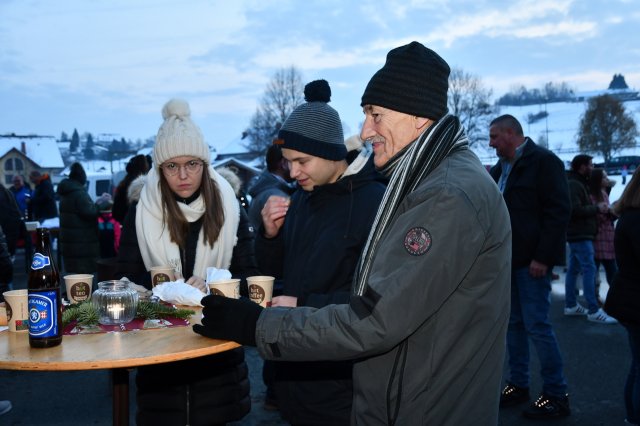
left=404, top=227, right=432, bottom=256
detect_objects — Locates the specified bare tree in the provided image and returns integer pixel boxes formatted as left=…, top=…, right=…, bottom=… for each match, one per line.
left=577, top=94, right=638, bottom=163
left=243, top=66, right=305, bottom=155
left=448, top=67, right=496, bottom=148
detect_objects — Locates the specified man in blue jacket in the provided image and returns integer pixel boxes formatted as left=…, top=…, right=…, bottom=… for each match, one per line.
left=489, top=114, right=572, bottom=419
left=255, top=79, right=386, bottom=425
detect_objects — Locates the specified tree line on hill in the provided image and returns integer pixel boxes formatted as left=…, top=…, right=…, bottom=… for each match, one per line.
left=58, top=128, right=153, bottom=163
left=496, top=82, right=576, bottom=106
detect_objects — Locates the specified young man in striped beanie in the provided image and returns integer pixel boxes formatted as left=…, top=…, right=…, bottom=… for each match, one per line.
left=254, top=79, right=385, bottom=425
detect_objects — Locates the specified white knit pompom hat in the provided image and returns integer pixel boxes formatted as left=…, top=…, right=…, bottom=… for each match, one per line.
left=153, top=99, right=211, bottom=166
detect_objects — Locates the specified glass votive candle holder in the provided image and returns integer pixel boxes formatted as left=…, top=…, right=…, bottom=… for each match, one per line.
left=92, top=280, right=139, bottom=325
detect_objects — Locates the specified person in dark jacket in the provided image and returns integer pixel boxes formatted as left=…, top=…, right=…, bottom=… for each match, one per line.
left=10, top=175, right=31, bottom=218
left=112, top=154, right=149, bottom=224
left=0, top=185, right=23, bottom=257
left=57, top=163, right=111, bottom=275
left=564, top=154, right=617, bottom=324
left=116, top=98, right=258, bottom=426
left=28, top=171, right=58, bottom=222
left=0, top=225, right=13, bottom=302
left=0, top=224, right=13, bottom=416
left=605, top=168, right=640, bottom=424
left=247, top=144, right=294, bottom=228
left=489, top=115, right=572, bottom=419
left=255, top=80, right=386, bottom=425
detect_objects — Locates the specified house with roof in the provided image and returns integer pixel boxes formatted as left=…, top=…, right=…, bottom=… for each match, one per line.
left=211, top=134, right=263, bottom=193
left=0, top=134, right=65, bottom=187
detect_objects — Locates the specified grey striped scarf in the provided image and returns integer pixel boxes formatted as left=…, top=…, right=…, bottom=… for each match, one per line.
left=353, top=114, right=469, bottom=296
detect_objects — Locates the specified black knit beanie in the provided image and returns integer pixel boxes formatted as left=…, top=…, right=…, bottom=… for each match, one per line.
left=277, top=79, right=346, bottom=161
left=361, top=41, right=450, bottom=120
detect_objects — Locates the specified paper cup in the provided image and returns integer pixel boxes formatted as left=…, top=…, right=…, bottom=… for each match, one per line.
left=3, top=289, right=29, bottom=332
left=247, top=276, right=274, bottom=308
left=208, top=278, right=241, bottom=299
left=64, top=274, right=94, bottom=304
left=150, top=266, right=175, bottom=287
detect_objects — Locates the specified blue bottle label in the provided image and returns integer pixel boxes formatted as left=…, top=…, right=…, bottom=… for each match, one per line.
left=28, top=291, right=59, bottom=337
left=31, top=253, right=51, bottom=270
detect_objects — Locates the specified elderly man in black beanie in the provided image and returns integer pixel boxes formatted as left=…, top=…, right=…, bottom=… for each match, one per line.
left=194, top=41, right=512, bottom=425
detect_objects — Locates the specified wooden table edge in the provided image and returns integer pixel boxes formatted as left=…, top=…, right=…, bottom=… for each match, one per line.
left=0, top=339, right=241, bottom=371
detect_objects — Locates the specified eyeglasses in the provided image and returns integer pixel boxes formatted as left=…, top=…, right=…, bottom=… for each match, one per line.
left=161, top=160, right=204, bottom=177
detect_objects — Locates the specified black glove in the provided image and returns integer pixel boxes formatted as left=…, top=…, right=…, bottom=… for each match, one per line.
left=193, top=295, right=263, bottom=346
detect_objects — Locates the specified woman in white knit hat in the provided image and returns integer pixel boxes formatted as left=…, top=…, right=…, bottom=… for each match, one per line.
left=116, top=98, right=259, bottom=425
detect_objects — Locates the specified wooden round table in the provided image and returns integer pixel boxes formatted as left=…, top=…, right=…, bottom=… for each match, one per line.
left=0, top=307, right=239, bottom=425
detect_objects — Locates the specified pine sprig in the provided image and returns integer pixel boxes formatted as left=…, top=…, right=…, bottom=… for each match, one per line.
left=62, top=300, right=195, bottom=327
left=136, top=301, right=194, bottom=321
left=62, top=301, right=99, bottom=327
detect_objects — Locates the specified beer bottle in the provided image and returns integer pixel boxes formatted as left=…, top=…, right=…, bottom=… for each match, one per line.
left=28, top=227, right=63, bottom=348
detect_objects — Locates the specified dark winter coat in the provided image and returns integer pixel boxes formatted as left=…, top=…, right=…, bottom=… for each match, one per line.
left=566, top=169, right=598, bottom=241
left=605, top=208, right=640, bottom=325
left=116, top=183, right=259, bottom=425
left=490, top=139, right=570, bottom=269
left=31, top=174, right=58, bottom=221
left=0, top=185, right=23, bottom=256
left=57, top=178, right=101, bottom=274
left=255, top=155, right=386, bottom=425
left=247, top=171, right=293, bottom=228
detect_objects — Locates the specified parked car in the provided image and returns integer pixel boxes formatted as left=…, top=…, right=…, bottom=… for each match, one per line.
left=595, top=155, right=640, bottom=175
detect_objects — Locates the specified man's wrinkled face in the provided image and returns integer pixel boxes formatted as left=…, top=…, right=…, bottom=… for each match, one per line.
left=360, top=105, right=425, bottom=168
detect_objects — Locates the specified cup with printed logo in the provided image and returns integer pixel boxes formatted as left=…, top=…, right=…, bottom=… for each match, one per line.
left=150, top=266, right=175, bottom=287
left=64, top=274, right=94, bottom=304
left=3, top=289, right=29, bottom=332
left=247, top=276, right=274, bottom=308
left=207, top=278, right=241, bottom=299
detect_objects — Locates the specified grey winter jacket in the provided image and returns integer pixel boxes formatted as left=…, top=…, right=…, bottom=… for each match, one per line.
left=255, top=148, right=512, bottom=425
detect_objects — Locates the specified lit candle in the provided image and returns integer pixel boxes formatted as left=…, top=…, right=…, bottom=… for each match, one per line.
left=108, top=303, right=124, bottom=321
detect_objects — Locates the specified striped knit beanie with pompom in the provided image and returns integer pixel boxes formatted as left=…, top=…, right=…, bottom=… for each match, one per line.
left=277, top=79, right=346, bottom=161
left=153, top=99, right=211, bottom=166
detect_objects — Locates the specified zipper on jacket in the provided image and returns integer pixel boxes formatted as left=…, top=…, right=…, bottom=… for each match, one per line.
left=386, top=340, right=409, bottom=425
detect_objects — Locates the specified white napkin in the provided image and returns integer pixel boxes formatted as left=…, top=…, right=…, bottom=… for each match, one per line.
left=152, top=279, right=206, bottom=306
left=206, top=267, right=232, bottom=283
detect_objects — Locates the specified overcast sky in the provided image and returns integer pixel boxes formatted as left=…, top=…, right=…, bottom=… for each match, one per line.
left=1, top=0, right=638, bottom=150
